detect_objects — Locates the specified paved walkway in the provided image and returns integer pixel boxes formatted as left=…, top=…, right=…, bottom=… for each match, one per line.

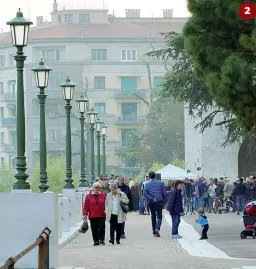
left=183, top=213, right=255, bottom=259
left=58, top=213, right=256, bottom=269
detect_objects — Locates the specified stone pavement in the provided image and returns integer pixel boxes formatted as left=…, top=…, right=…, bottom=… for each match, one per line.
left=58, top=213, right=256, bottom=269
left=183, top=213, right=255, bottom=259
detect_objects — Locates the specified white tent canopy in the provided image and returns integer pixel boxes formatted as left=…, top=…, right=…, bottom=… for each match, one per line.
left=155, top=164, right=198, bottom=181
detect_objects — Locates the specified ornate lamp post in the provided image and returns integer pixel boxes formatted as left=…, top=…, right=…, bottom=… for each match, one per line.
left=76, top=94, right=89, bottom=188
left=6, top=9, right=33, bottom=189
left=101, top=123, right=108, bottom=175
left=96, top=117, right=103, bottom=177
left=32, top=59, right=51, bottom=192
left=60, top=77, right=76, bottom=189
left=86, top=108, right=98, bottom=185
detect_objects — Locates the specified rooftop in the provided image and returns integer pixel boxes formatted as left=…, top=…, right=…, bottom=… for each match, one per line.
left=0, top=20, right=186, bottom=45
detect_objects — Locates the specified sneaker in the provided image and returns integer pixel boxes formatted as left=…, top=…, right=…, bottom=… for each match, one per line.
left=93, top=242, right=100, bottom=246
left=171, top=235, right=177, bottom=239
left=100, top=240, right=105, bottom=245
left=109, top=240, right=114, bottom=245
left=121, top=235, right=126, bottom=239
left=155, top=230, right=160, bottom=237
left=176, top=234, right=182, bottom=239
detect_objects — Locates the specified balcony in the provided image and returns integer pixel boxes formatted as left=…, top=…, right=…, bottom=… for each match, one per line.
left=0, top=144, right=16, bottom=152
left=115, top=89, right=147, bottom=99
left=0, top=118, right=16, bottom=127
left=116, top=115, right=146, bottom=124
left=0, top=93, right=16, bottom=102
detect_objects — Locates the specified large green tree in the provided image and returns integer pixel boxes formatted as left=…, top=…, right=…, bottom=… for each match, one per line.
left=183, top=0, right=256, bottom=133
left=140, top=97, right=185, bottom=168
left=148, top=31, right=245, bottom=145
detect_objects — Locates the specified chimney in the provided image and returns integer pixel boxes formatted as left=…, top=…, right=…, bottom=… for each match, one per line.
left=53, top=0, right=58, bottom=12
left=163, top=9, right=173, bottom=18
left=36, top=16, right=44, bottom=26
left=125, top=9, right=140, bottom=18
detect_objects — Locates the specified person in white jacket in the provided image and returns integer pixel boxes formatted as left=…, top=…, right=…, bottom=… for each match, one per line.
left=105, top=180, right=129, bottom=245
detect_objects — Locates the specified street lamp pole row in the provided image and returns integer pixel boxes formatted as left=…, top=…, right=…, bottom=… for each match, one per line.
left=7, top=9, right=108, bottom=191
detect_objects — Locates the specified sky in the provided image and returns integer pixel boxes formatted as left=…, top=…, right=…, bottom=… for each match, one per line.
left=1, top=0, right=189, bottom=32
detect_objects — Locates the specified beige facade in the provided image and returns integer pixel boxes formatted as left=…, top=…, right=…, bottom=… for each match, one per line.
left=0, top=3, right=186, bottom=174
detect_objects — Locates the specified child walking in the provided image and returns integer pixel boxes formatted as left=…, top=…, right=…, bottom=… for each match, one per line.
left=195, top=208, right=209, bottom=240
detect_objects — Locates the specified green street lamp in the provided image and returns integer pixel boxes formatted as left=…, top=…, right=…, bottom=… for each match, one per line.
left=76, top=94, right=89, bottom=188
left=32, top=59, right=52, bottom=192
left=96, top=117, right=103, bottom=177
left=101, top=123, right=108, bottom=175
left=86, top=108, right=98, bottom=185
left=60, top=77, right=76, bottom=189
left=7, top=9, right=33, bottom=189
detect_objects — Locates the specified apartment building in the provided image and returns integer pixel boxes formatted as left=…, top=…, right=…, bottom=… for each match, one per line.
left=0, top=1, right=187, bottom=173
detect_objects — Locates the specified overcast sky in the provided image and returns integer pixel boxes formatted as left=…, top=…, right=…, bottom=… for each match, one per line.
left=1, top=0, right=188, bottom=31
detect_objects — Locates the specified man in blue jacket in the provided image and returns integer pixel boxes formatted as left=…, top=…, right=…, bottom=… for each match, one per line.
left=144, top=171, right=167, bottom=237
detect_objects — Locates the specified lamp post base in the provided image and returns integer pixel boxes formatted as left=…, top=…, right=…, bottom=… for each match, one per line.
left=13, top=156, right=30, bottom=189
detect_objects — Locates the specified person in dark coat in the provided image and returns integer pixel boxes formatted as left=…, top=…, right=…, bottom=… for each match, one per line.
left=131, top=181, right=140, bottom=211
left=118, top=176, right=132, bottom=239
left=167, top=180, right=183, bottom=239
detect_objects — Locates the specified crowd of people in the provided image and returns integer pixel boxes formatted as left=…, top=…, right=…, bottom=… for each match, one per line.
left=176, top=176, right=256, bottom=215
left=81, top=173, right=256, bottom=246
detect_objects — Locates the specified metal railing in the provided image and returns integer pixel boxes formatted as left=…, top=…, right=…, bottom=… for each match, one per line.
left=0, top=227, right=51, bottom=269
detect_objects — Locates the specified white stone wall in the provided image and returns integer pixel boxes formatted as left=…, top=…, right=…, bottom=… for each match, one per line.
left=185, top=107, right=239, bottom=179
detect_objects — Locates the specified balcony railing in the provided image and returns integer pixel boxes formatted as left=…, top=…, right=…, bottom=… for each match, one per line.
left=116, top=115, right=146, bottom=124
left=0, top=144, right=16, bottom=152
left=0, top=118, right=16, bottom=127
left=0, top=93, right=16, bottom=102
left=115, top=89, right=146, bottom=98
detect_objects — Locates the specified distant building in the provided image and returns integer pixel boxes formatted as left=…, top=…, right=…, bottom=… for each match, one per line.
left=0, top=1, right=186, bottom=174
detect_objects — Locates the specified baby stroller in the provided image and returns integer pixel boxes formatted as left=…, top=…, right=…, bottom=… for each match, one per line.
left=240, top=201, right=256, bottom=239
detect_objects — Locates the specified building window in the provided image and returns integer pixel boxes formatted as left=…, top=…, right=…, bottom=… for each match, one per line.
left=121, top=103, right=137, bottom=121
left=1, top=157, right=4, bottom=167
left=48, top=72, right=66, bottom=88
left=79, top=14, right=90, bottom=22
left=91, top=49, right=107, bottom=61
left=0, top=82, right=4, bottom=95
left=0, top=55, right=5, bottom=67
left=7, top=105, right=16, bottom=117
left=121, top=129, right=135, bottom=147
left=0, top=132, right=4, bottom=144
left=47, top=129, right=60, bottom=142
left=41, top=50, right=60, bottom=61
left=10, top=131, right=16, bottom=144
left=153, top=77, right=164, bottom=88
left=58, top=15, right=62, bottom=23
left=121, top=49, right=137, bottom=61
left=8, top=80, right=16, bottom=96
left=94, top=77, right=105, bottom=89
left=64, top=14, right=73, bottom=22
left=8, top=53, right=14, bottom=66
left=0, top=107, right=4, bottom=119
left=9, top=156, right=15, bottom=168
left=120, top=77, right=137, bottom=93
left=95, top=103, right=106, bottom=115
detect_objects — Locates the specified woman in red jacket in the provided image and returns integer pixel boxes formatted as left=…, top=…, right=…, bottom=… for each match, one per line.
left=83, top=182, right=107, bottom=245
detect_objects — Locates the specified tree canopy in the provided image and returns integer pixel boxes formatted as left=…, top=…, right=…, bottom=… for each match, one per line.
left=147, top=31, right=244, bottom=145
left=140, top=97, right=184, bottom=168
left=183, top=0, right=256, bottom=133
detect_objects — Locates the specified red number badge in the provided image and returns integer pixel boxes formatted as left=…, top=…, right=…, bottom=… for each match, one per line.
left=239, top=2, right=256, bottom=20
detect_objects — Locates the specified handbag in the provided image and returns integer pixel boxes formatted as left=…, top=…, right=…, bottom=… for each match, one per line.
left=119, top=193, right=129, bottom=213
left=79, top=220, right=89, bottom=233
left=120, top=201, right=129, bottom=213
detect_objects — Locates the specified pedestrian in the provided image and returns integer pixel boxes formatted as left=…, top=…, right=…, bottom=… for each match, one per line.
left=207, top=180, right=216, bottom=213
left=118, top=176, right=132, bottom=238
left=143, top=176, right=151, bottom=215
left=82, top=182, right=106, bottom=246
left=195, top=208, right=209, bottom=240
left=167, top=179, right=183, bottom=239
left=131, top=181, right=140, bottom=211
left=106, top=179, right=129, bottom=245
left=144, top=171, right=167, bottom=237
left=139, top=177, right=146, bottom=215
left=235, top=177, right=247, bottom=215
